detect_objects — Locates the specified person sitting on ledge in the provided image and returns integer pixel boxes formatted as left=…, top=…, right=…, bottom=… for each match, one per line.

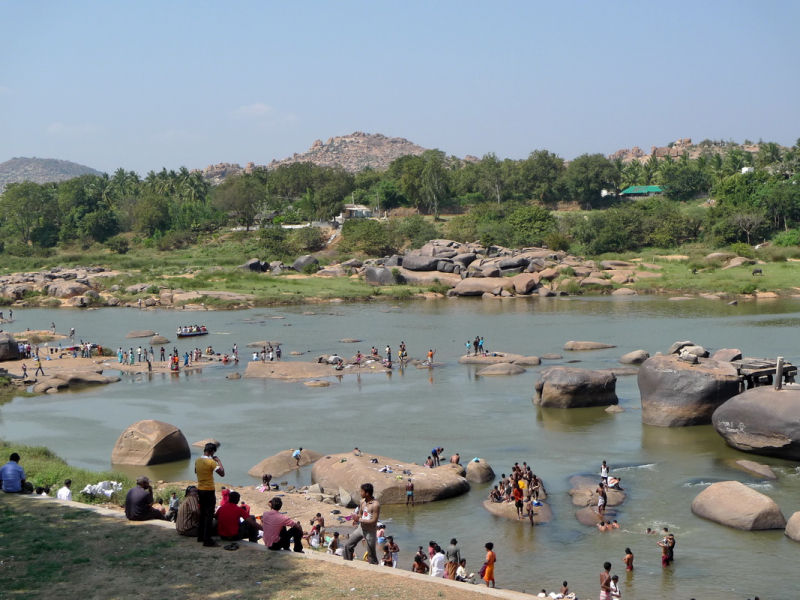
left=1, top=453, right=34, bottom=494
left=261, top=497, right=304, bottom=552
left=125, top=476, right=165, bottom=521
left=217, top=491, right=261, bottom=543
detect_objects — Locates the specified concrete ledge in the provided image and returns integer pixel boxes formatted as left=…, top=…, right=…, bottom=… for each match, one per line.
left=21, top=494, right=531, bottom=599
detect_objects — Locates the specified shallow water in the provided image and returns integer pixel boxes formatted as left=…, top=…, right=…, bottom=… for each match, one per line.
left=2, top=296, right=800, bottom=599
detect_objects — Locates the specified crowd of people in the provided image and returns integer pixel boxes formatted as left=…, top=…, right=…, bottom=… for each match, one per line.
left=252, top=343, right=282, bottom=362
left=177, top=325, right=208, bottom=335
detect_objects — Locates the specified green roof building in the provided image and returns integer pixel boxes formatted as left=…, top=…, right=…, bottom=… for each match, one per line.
left=620, top=185, right=663, bottom=196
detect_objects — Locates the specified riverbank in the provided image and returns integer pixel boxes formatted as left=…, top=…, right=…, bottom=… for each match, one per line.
left=2, top=493, right=520, bottom=600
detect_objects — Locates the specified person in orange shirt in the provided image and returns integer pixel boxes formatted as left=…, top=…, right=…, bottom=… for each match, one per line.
left=512, top=483, right=524, bottom=519
left=483, top=542, right=496, bottom=588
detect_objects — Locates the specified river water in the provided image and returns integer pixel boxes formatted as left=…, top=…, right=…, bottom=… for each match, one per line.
left=2, top=296, right=799, bottom=599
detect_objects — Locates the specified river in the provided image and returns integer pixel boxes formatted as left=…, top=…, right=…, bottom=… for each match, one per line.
left=2, top=296, right=799, bottom=599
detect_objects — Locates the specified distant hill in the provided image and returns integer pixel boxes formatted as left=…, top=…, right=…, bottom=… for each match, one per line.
left=0, top=157, right=103, bottom=193
left=196, top=132, right=434, bottom=184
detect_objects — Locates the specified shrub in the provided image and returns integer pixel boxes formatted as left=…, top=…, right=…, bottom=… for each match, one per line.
left=391, top=267, right=405, bottom=284
left=729, top=242, right=755, bottom=258
left=544, top=231, right=571, bottom=252
left=105, top=235, right=130, bottom=254
left=773, top=229, right=800, bottom=247
left=427, top=279, right=451, bottom=295
left=738, top=282, right=758, bottom=295
left=339, top=219, right=395, bottom=256
left=289, top=227, right=325, bottom=253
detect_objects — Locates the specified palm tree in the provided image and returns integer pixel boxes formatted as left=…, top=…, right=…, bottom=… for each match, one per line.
left=757, top=142, right=782, bottom=167
left=710, top=153, right=725, bottom=183
left=724, top=148, right=746, bottom=175
left=622, top=161, right=643, bottom=188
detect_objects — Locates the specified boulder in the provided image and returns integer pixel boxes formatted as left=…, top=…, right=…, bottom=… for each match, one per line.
left=482, top=265, right=501, bottom=278
left=619, top=350, right=649, bottom=365
left=106, top=297, right=120, bottom=306
left=534, top=367, right=618, bottom=408
left=600, top=260, right=635, bottom=269
left=458, top=353, right=525, bottom=365
left=453, top=278, right=513, bottom=297
left=569, top=475, right=626, bottom=507
left=640, top=355, right=740, bottom=427
left=384, top=255, right=403, bottom=267
left=611, top=288, right=637, bottom=296
left=476, top=363, right=527, bottom=376
left=724, top=256, right=757, bottom=269
left=732, top=459, right=777, bottom=480
left=341, top=258, right=363, bottom=269
left=705, top=252, right=737, bottom=262
left=248, top=449, right=324, bottom=478
left=682, top=345, right=709, bottom=358
left=0, top=332, right=21, bottom=362
left=126, top=330, right=156, bottom=339
left=304, top=380, right=331, bottom=387
left=226, top=373, right=241, bottom=380
left=712, top=387, right=800, bottom=460
left=51, top=370, right=115, bottom=386
left=401, top=255, right=441, bottom=271
left=580, top=277, right=613, bottom=288
left=466, top=458, right=495, bottom=483
left=292, top=255, right=319, bottom=272
left=541, top=353, right=563, bottom=360
left=786, top=512, right=800, bottom=542
left=150, top=335, right=170, bottom=345
left=605, top=405, right=625, bottom=413
left=111, top=420, right=191, bottom=466
left=338, top=486, right=357, bottom=509
left=192, top=438, right=220, bottom=449
left=240, top=258, right=265, bottom=272
left=499, top=256, right=530, bottom=269
left=316, top=265, right=346, bottom=277
left=537, top=287, right=555, bottom=297
left=47, top=281, right=90, bottom=298
left=564, top=341, right=617, bottom=351
left=509, top=273, right=540, bottom=295
left=311, top=453, right=470, bottom=504
left=538, top=268, right=558, bottom=280
left=711, top=348, right=742, bottom=362
left=513, top=356, right=541, bottom=366
left=691, top=481, right=786, bottom=530
left=364, top=267, right=394, bottom=286
left=452, top=253, right=477, bottom=268
left=483, top=499, right=552, bottom=524
left=667, top=340, right=695, bottom=355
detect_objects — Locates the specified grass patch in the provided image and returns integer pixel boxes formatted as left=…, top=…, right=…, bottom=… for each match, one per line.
left=0, top=440, right=134, bottom=505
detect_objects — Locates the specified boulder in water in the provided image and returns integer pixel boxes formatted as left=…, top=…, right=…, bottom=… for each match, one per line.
left=534, top=367, right=618, bottom=408
left=619, top=350, right=649, bottom=365
left=466, top=459, right=495, bottom=483
left=248, top=449, right=324, bottom=479
left=150, top=335, right=170, bottom=345
left=785, top=512, right=800, bottom=542
left=126, top=330, right=156, bottom=338
left=192, top=438, right=220, bottom=449
left=691, top=481, right=786, bottom=530
left=639, top=355, right=740, bottom=427
left=563, top=341, right=617, bottom=351
left=111, top=420, right=190, bottom=466
left=477, top=363, right=526, bottom=376
left=712, top=387, right=800, bottom=460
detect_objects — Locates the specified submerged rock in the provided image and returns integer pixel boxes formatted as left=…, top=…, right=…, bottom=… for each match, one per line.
left=111, top=420, right=190, bottom=466
left=691, top=481, right=786, bottom=530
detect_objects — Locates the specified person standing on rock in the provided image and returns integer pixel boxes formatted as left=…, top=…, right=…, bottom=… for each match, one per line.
left=479, top=337, right=485, bottom=355
left=465, top=341, right=471, bottom=356
left=597, top=482, right=607, bottom=516
left=473, top=337, right=479, bottom=356
left=195, top=442, right=224, bottom=547
left=599, top=561, right=612, bottom=599
left=406, top=478, right=415, bottom=506
left=600, top=460, right=609, bottom=485
left=343, top=482, right=381, bottom=564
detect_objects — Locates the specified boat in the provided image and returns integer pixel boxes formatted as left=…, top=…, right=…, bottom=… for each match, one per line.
left=177, top=327, right=209, bottom=338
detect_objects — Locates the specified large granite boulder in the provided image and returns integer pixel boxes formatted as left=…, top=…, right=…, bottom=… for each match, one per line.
left=402, top=255, right=441, bottom=271
left=477, top=363, right=526, bottom=376
left=292, top=255, right=319, bottom=272
left=453, top=278, right=514, bottom=296
left=0, top=332, right=20, bottom=362
left=711, top=348, right=742, bottom=362
left=311, top=452, right=469, bottom=504
left=111, top=420, right=190, bottom=466
left=513, top=356, right=541, bottom=366
left=466, top=458, right=495, bottom=483
left=534, top=367, right=618, bottom=408
left=564, top=341, right=617, bottom=351
left=786, top=512, right=800, bottom=542
left=509, top=273, right=539, bottom=295
left=47, top=281, right=90, bottom=298
left=691, top=481, right=786, bottom=530
left=640, top=355, right=741, bottom=427
left=712, top=387, right=800, bottom=460
left=248, top=449, right=324, bottom=479
left=240, top=258, right=265, bottom=272
left=364, top=267, right=394, bottom=286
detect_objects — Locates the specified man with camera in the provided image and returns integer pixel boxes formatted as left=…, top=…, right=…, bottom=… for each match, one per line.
left=124, top=475, right=165, bottom=521
left=195, top=442, right=225, bottom=547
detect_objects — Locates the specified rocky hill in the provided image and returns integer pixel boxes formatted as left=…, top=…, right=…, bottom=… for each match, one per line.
left=196, top=132, right=429, bottom=184
left=0, top=157, right=102, bottom=193
left=608, top=138, right=766, bottom=164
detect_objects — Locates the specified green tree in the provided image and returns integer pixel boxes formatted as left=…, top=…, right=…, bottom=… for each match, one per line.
left=512, top=150, right=566, bottom=203
left=563, top=153, right=616, bottom=208
left=133, top=194, right=171, bottom=236
left=660, top=162, right=711, bottom=202
left=477, top=153, right=504, bottom=204
left=421, top=149, right=449, bottom=219
left=0, top=181, right=51, bottom=243
left=212, top=174, right=265, bottom=230
left=506, top=205, right=555, bottom=247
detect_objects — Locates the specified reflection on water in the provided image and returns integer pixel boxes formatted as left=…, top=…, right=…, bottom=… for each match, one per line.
left=2, top=297, right=800, bottom=599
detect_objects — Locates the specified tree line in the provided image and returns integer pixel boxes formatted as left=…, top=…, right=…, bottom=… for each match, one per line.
left=1, top=139, right=798, bottom=258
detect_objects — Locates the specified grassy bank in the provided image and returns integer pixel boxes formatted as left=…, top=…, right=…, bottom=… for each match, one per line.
left=0, top=441, right=133, bottom=504
left=0, top=494, right=492, bottom=600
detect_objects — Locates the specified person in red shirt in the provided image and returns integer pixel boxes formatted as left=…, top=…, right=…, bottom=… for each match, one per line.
left=216, top=491, right=261, bottom=543
left=261, top=497, right=304, bottom=552
left=512, top=484, right=524, bottom=519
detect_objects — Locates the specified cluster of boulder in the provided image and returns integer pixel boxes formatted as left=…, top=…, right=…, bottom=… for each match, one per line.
left=0, top=266, right=113, bottom=306
left=32, top=368, right=121, bottom=394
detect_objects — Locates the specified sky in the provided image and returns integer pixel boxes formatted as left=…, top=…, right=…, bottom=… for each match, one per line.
left=1, top=1, right=798, bottom=175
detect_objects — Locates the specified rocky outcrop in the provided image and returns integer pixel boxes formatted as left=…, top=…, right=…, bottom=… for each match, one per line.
left=483, top=499, right=552, bottom=524
left=712, top=387, right=800, bottom=460
left=639, top=355, right=740, bottom=427
left=476, top=363, right=526, bottom=376
left=534, top=367, right=617, bottom=408
left=47, top=281, right=90, bottom=298
left=0, top=332, right=20, bottom=362
left=111, top=420, right=190, bottom=466
left=311, top=452, right=469, bottom=504
left=248, top=449, right=324, bottom=479
left=402, top=255, right=442, bottom=271
left=619, top=350, right=649, bottom=365
left=691, top=481, right=786, bottom=530
left=33, top=369, right=121, bottom=393
left=466, top=459, right=495, bottom=483
left=364, top=266, right=393, bottom=286
left=453, top=278, right=514, bottom=296
left=563, top=341, right=617, bottom=351
left=786, top=512, right=800, bottom=542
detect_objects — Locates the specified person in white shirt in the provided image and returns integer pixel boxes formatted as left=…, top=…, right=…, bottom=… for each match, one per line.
left=430, top=545, right=446, bottom=577
left=56, top=479, right=72, bottom=501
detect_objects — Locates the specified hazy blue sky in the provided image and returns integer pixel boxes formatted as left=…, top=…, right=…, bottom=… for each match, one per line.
left=1, top=1, right=798, bottom=174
